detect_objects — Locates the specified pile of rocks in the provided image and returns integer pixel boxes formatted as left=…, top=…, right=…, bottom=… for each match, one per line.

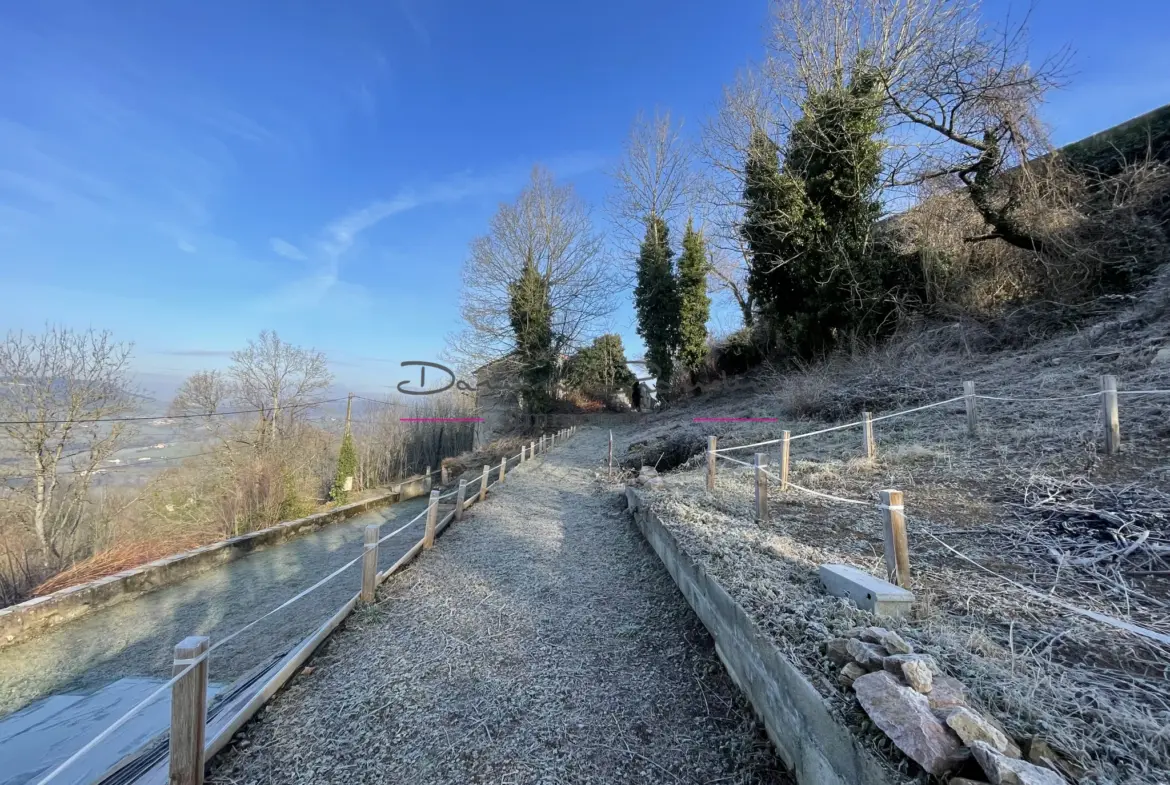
left=630, top=465, right=666, bottom=490
left=825, top=627, right=1074, bottom=784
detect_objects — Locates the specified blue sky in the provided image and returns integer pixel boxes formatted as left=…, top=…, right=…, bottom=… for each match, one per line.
left=0, top=0, right=1167, bottom=399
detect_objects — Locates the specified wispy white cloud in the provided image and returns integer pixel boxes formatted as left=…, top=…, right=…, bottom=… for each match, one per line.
left=255, top=159, right=594, bottom=314
left=270, top=237, right=309, bottom=261
left=176, top=238, right=196, bottom=253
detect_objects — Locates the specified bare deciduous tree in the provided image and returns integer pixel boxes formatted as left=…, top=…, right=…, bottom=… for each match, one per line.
left=707, top=242, right=756, bottom=328
left=609, top=110, right=698, bottom=248
left=0, top=327, right=137, bottom=567
left=228, top=330, right=333, bottom=446
left=169, top=369, right=233, bottom=421
left=449, top=166, right=614, bottom=368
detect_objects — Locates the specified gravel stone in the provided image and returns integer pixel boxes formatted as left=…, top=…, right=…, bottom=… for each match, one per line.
left=208, top=431, right=789, bottom=784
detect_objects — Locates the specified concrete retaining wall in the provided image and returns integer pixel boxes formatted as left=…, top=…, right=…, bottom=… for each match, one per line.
left=0, top=489, right=407, bottom=650
left=624, top=487, right=894, bottom=785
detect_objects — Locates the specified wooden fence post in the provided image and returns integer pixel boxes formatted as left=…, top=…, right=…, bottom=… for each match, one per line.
left=880, top=489, right=910, bottom=587
left=498, top=456, right=506, bottom=483
left=964, top=381, right=977, bottom=436
left=754, top=453, right=769, bottom=524
left=424, top=466, right=432, bottom=493
left=441, top=465, right=449, bottom=485
left=423, top=490, right=439, bottom=549
left=169, top=636, right=209, bottom=785
left=551, top=432, right=556, bottom=448
left=540, top=435, right=545, bottom=453
left=779, top=431, right=790, bottom=492
left=530, top=440, right=535, bottom=459
left=456, top=480, right=467, bottom=521
left=608, top=430, right=614, bottom=480
left=706, top=436, right=717, bottom=491
left=1102, top=374, right=1120, bottom=455
left=479, top=465, right=489, bottom=502
left=520, top=445, right=526, bottom=463
left=862, top=412, right=875, bottom=460
left=361, top=524, right=378, bottom=603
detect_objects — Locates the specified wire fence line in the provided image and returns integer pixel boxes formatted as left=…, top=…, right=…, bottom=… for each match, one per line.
left=31, top=426, right=577, bottom=785
left=711, top=385, right=1170, bottom=455
left=705, top=417, right=1170, bottom=649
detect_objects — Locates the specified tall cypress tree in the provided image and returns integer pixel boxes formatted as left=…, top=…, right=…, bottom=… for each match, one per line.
left=783, top=70, right=884, bottom=354
left=741, top=69, right=884, bottom=357
left=508, top=261, right=555, bottom=412
left=633, top=214, right=681, bottom=392
left=329, top=427, right=357, bottom=504
left=741, top=128, right=812, bottom=332
left=676, top=218, right=710, bottom=374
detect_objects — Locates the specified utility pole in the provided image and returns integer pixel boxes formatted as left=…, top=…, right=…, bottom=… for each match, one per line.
left=345, top=392, right=354, bottom=431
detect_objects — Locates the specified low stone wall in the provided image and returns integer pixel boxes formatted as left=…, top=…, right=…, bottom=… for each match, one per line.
left=624, top=487, right=893, bottom=785
left=0, top=491, right=403, bottom=649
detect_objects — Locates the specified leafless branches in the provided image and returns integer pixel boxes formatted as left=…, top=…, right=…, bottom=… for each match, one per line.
left=169, top=370, right=232, bottom=421
left=609, top=111, right=698, bottom=249
left=449, top=166, right=615, bottom=369
left=0, top=326, right=138, bottom=567
left=228, top=330, right=333, bottom=447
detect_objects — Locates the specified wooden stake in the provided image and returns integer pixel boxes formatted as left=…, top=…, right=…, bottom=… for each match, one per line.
left=479, top=464, right=489, bottom=502
left=1102, top=375, right=1120, bottom=455
left=520, top=445, right=526, bottom=463
left=779, top=431, right=790, bottom=492
left=608, top=430, right=614, bottom=480
left=455, top=480, right=467, bottom=521
left=530, top=440, right=535, bottom=460
left=964, top=381, right=977, bottom=436
left=169, top=636, right=209, bottom=785
left=424, top=465, right=432, bottom=492
left=862, top=412, right=875, bottom=460
left=441, top=465, right=449, bottom=485
left=706, top=436, right=717, bottom=491
left=423, top=490, right=439, bottom=548
left=754, top=453, right=769, bottom=523
left=360, top=524, right=378, bottom=603
left=880, top=489, right=910, bottom=587
left=498, top=456, right=506, bottom=483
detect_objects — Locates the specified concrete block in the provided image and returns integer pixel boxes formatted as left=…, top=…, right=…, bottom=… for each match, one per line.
left=819, top=564, right=915, bottom=617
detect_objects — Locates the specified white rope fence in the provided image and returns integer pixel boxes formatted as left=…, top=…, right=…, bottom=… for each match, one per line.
left=711, top=381, right=1170, bottom=455
left=702, top=400, right=1170, bottom=650
left=34, top=424, right=580, bottom=785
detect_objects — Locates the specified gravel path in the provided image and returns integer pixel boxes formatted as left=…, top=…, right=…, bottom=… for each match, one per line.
left=0, top=494, right=434, bottom=717
left=209, top=429, right=788, bottom=785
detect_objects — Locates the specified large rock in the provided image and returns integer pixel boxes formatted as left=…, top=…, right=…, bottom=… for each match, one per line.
left=927, top=674, right=968, bottom=710
left=859, top=626, right=892, bottom=643
left=944, top=707, right=1021, bottom=757
left=881, top=630, right=913, bottom=654
left=853, top=671, right=968, bottom=776
left=971, top=741, right=1067, bottom=785
left=825, top=638, right=854, bottom=668
left=846, top=639, right=888, bottom=671
left=883, top=653, right=939, bottom=676
left=902, top=660, right=933, bottom=693
left=839, top=662, right=866, bottom=688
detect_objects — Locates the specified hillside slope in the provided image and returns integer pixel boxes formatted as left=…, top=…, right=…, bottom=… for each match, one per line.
left=610, top=289, right=1170, bottom=783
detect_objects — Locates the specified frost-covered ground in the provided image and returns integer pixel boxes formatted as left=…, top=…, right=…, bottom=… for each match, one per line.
left=609, top=312, right=1170, bottom=784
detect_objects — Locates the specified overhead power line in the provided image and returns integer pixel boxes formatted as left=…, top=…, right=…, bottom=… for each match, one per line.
left=0, top=396, right=354, bottom=427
